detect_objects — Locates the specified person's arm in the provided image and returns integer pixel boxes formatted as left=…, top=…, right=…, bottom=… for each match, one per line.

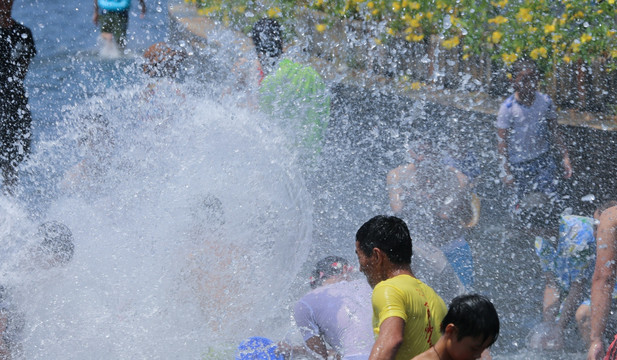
left=587, top=207, right=617, bottom=360
left=386, top=168, right=404, bottom=213
left=138, top=0, right=146, bottom=17
left=547, top=107, right=572, bottom=179
left=496, top=128, right=513, bottom=185
left=557, top=279, right=585, bottom=331
left=369, top=316, right=405, bottom=360
left=93, top=0, right=99, bottom=25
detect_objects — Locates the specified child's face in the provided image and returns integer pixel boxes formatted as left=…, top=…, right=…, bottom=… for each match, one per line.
left=448, top=334, right=493, bottom=360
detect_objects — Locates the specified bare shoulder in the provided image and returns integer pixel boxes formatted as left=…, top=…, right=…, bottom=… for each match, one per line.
left=600, top=206, right=617, bottom=227
left=411, top=348, right=438, bottom=360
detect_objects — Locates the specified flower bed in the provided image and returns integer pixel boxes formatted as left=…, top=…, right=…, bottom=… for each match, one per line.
left=187, top=0, right=617, bottom=112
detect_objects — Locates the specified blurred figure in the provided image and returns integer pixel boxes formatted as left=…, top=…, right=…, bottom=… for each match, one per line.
left=0, top=221, right=74, bottom=359
left=62, top=113, right=114, bottom=188
left=355, top=215, right=447, bottom=360
left=387, top=141, right=477, bottom=290
left=281, top=256, right=373, bottom=359
left=93, top=0, right=145, bottom=52
left=0, top=0, right=36, bottom=193
left=496, top=59, right=571, bottom=205
left=249, top=18, right=330, bottom=156
left=529, top=212, right=599, bottom=351
left=412, top=294, right=499, bottom=360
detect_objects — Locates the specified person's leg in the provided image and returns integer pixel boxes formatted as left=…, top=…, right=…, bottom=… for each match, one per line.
left=110, top=10, right=129, bottom=49
left=441, top=237, right=474, bottom=289
left=576, top=302, right=592, bottom=346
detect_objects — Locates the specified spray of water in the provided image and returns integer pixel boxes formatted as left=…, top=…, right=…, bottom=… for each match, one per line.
left=0, top=73, right=313, bottom=358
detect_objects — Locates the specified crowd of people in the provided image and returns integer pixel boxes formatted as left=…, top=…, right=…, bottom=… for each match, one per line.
left=3, top=0, right=617, bottom=359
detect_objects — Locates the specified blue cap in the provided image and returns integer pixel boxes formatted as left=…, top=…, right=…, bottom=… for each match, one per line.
left=235, top=337, right=284, bottom=360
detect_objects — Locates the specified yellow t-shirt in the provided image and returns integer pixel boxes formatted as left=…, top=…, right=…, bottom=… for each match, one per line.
left=372, top=274, right=447, bottom=360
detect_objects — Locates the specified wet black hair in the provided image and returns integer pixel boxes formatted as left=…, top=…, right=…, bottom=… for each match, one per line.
left=441, top=294, right=500, bottom=346
left=355, top=215, right=412, bottom=265
left=250, top=18, right=283, bottom=59
left=310, top=256, right=351, bottom=289
left=38, top=221, right=74, bottom=265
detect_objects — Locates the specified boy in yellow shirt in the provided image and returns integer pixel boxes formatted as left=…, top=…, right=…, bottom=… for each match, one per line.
left=355, top=215, right=447, bottom=360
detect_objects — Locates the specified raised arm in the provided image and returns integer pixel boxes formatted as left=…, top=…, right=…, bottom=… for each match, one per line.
left=547, top=117, right=572, bottom=179
left=587, top=207, right=617, bottom=360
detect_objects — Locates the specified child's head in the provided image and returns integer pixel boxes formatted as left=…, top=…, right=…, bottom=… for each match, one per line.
left=440, top=294, right=500, bottom=359
left=250, top=18, right=283, bottom=60
left=36, top=221, right=74, bottom=267
left=512, top=59, right=539, bottom=94
left=142, top=42, right=186, bottom=78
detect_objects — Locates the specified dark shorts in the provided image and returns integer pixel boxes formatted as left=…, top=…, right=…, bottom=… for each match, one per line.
left=100, top=9, right=129, bottom=47
left=510, top=152, right=558, bottom=198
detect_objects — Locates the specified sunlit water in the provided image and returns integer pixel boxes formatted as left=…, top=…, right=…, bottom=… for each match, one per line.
left=2, top=0, right=593, bottom=359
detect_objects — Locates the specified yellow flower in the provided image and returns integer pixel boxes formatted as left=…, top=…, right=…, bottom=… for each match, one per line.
left=563, top=55, right=571, bottom=63
left=488, top=16, right=508, bottom=25
left=580, top=33, right=592, bottom=44
left=315, top=23, right=327, bottom=32
left=405, top=33, right=424, bottom=42
left=530, top=47, right=547, bottom=60
left=571, top=41, right=581, bottom=53
left=372, top=8, right=379, bottom=15
left=506, top=72, right=512, bottom=79
left=402, top=0, right=409, bottom=7
left=491, top=0, right=508, bottom=7
left=491, top=31, right=503, bottom=43
left=408, top=1, right=420, bottom=10
left=367, top=1, right=374, bottom=8
left=374, top=37, right=383, bottom=45
left=552, top=34, right=562, bottom=42
left=501, top=53, right=518, bottom=65
left=392, top=1, right=401, bottom=11
left=462, top=53, right=471, bottom=60
left=267, top=7, right=281, bottom=18
left=407, top=17, right=421, bottom=28
left=573, top=11, right=584, bottom=19
left=315, top=0, right=324, bottom=5
left=425, top=12, right=433, bottom=20
left=608, top=30, right=616, bottom=37
left=609, top=0, right=615, bottom=4
left=611, top=49, right=617, bottom=58
left=442, top=36, right=460, bottom=49
left=436, top=0, right=446, bottom=9
left=386, top=27, right=395, bottom=35
left=544, top=23, right=556, bottom=34
left=410, top=82, right=423, bottom=90
left=516, top=8, right=532, bottom=23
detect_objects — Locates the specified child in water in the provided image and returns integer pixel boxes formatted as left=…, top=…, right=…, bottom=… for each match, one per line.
left=412, top=294, right=499, bottom=360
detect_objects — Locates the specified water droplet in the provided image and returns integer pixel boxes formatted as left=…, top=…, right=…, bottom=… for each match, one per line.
left=581, top=194, right=595, bottom=202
